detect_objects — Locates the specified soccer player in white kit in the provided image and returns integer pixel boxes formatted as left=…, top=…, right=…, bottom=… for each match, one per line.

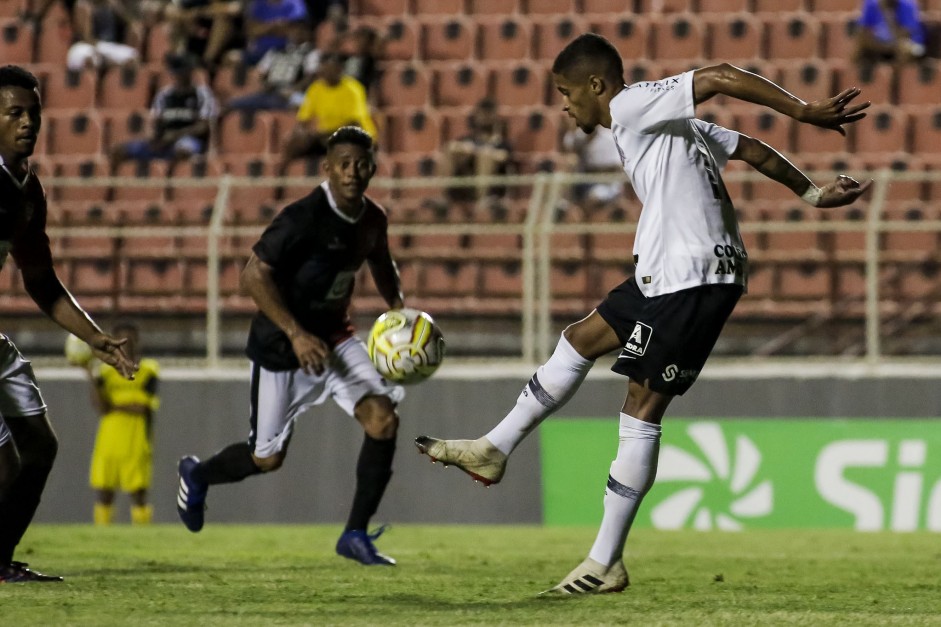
left=416, top=34, right=873, bottom=594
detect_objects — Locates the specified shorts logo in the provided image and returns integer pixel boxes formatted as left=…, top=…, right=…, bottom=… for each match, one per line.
left=620, top=322, right=652, bottom=358
left=663, top=364, right=678, bottom=381
left=663, top=365, right=700, bottom=383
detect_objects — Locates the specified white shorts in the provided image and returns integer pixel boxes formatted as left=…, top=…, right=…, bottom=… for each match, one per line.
left=0, top=335, right=48, bottom=446
left=249, top=337, right=404, bottom=458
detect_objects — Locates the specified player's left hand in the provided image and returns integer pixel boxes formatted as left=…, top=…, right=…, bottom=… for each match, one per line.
left=816, top=175, right=873, bottom=208
left=799, top=88, right=870, bottom=136
left=88, top=333, right=138, bottom=379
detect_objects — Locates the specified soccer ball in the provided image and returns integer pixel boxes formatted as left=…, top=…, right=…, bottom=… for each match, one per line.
left=367, top=308, right=445, bottom=385
left=64, top=333, right=94, bottom=367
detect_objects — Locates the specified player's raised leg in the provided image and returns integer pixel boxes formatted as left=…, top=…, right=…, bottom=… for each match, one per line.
left=415, top=311, right=620, bottom=485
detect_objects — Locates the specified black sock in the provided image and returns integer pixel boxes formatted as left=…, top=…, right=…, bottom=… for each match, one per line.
left=345, top=435, right=396, bottom=532
left=193, top=442, right=263, bottom=485
left=0, top=460, right=54, bottom=565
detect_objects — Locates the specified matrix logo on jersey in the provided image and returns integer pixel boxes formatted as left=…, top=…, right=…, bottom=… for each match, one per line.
left=619, top=322, right=652, bottom=358
left=647, top=422, right=773, bottom=531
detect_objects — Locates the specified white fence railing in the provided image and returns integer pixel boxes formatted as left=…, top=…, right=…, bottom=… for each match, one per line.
left=19, top=169, right=941, bottom=365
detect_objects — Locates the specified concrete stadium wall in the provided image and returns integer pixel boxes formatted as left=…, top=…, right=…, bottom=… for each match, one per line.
left=31, top=367, right=941, bottom=526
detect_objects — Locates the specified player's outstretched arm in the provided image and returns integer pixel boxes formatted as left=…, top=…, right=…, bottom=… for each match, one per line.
left=693, top=63, right=869, bottom=135
left=731, top=134, right=872, bottom=209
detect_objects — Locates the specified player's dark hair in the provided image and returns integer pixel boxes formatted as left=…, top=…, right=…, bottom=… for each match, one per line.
left=0, top=65, right=39, bottom=92
left=552, top=33, right=624, bottom=84
left=327, top=126, right=375, bottom=152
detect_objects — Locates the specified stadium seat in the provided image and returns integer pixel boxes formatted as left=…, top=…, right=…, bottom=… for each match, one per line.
left=381, top=18, right=420, bottom=61
left=778, top=60, right=834, bottom=104
left=827, top=202, right=867, bottom=254
left=34, top=11, right=73, bottom=64
left=881, top=202, right=938, bottom=259
left=476, top=16, right=533, bottom=61
left=522, top=0, right=577, bottom=13
left=818, top=13, right=859, bottom=61
left=704, top=13, right=762, bottom=63
left=433, top=63, right=489, bottom=108
left=216, top=110, right=276, bottom=155
left=421, top=17, right=476, bottom=62
left=753, top=0, right=806, bottom=11
left=212, top=63, right=266, bottom=102
left=650, top=13, right=706, bottom=63
left=51, top=157, right=111, bottom=202
left=479, top=260, right=523, bottom=297
left=378, top=62, right=431, bottom=108
left=143, top=23, right=172, bottom=64
left=793, top=119, right=852, bottom=155
left=412, top=0, right=464, bottom=14
left=697, top=0, right=750, bottom=12
left=354, top=0, right=408, bottom=15
left=40, top=67, right=97, bottom=110
left=862, top=154, right=925, bottom=202
left=505, top=108, right=561, bottom=154
left=97, top=65, right=155, bottom=110
left=623, top=60, right=667, bottom=84
left=466, top=0, right=521, bottom=14
left=385, top=108, right=442, bottom=154
left=45, top=110, right=104, bottom=155
left=113, top=200, right=168, bottom=226
left=103, top=109, right=149, bottom=152
left=532, top=15, right=589, bottom=62
left=183, top=256, right=244, bottom=298
left=421, top=259, right=479, bottom=298
left=0, top=20, right=33, bottom=64
left=908, top=107, right=941, bottom=154
left=168, top=158, right=223, bottom=202
left=759, top=202, right=825, bottom=255
left=836, top=62, right=894, bottom=105
left=550, top=261, right=590, bottom=299
left=125, top=258, right=185, bottom=295
left=588, top=16, right=650, bottom=61
left=219, top=155, right=280, bottom=215
left=896, top=61, right=941, bottom=107
left=777, top=261, right=830, bottom=301
left=732, top=110, right=793, bottom=161
left=110, top=160, right=169, bottom=202
left=852, top=106, right=908, bottom=156
left=763, top=13, right=822, bottom=61
left=491, top=61, right=549, bottom=107
left=393, top=154, right=440, bottom=202
left=68, top=258, right=117, bottom=295
left=634, top=0, right=694, bottom=10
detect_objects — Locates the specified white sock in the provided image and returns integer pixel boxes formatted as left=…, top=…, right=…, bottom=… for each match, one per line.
left=485, top=334, right=593, bottom=455
left=588, top=413, right=661, bottom=567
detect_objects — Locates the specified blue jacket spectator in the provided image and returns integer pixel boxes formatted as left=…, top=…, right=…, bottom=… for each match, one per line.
left=855, top=0, right=926, bottom=65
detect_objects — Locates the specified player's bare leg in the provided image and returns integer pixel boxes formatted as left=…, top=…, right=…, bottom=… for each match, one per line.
left=415, top=311, right=619, bottom=485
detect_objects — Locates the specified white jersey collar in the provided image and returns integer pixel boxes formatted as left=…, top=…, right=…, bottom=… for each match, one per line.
left=0, top=154, right=30, bottom=189
left=322, top=180, right=365, bottom=224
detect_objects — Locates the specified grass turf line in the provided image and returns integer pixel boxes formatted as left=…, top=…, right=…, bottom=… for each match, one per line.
left=2, top=525, right=940, bottom=626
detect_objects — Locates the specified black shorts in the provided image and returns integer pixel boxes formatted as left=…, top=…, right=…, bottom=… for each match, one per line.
left=596, top=277, right=742, bottom=396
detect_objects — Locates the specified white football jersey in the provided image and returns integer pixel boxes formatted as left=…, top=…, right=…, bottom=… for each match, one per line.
left=609, top=70, right=747, bottom=297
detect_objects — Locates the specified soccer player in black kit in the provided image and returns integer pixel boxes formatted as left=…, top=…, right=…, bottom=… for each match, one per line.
left=177, top=126, right=406, bottom=565
left=0, top=65, right=137, bottom=583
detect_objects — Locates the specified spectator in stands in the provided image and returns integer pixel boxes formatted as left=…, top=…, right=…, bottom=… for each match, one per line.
left=303, top=0, right=346, bottom=33
left=109, top=53, right=218, bottom=171
left=223, top=27, right=319, bottom=113
left=340, top=26, right=381, bottom=97
left=276, top=50, right=375, bottom=176
left=561, top=124, right=624, bottom=214
left=82, top=322, right=160, bottom=527
left=441, top=98, right=512, bottom=203
left=66, top=0, right=141, bottom=72
left=243, top=0, right=309, bottom=66
left=163, top=0, right=244, bottom=72
left=854, top=0, right=927, bottom=66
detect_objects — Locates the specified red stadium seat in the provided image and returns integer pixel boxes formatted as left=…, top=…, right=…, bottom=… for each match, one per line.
left=881, top=202, right=939, bottom=259
left=818, top=13, right=859, bottom=61
left=378, top=62, right=431, bottom=108
left=167, top=158, right=223, bottom=202
left=354, top=0, right=408, bottom=15
left=34, top=11, right=73, bottom=64
left=384, top=108, right=442, bottom=154
left=219, top=155, right=280, bottom=215
left=211, top=63, right=266, bottom=103
left=40, top=67, right=97, bottom=110
left=45, top=110, right=104, bottom=155
left=531, top=15, right=589, bottom=62
left=51, top=157, right=111, bottom=203
left=732, top=110, right=793, bottom=159
left=550, top=261, right=590, bottom=300
left=433, top=63, right=489, bottom=109
left=793, top=120, right=851, bottom=155
left=862, top=154, right=925, bottom=203
left=143, top=23, right=172, bottom=64
left=381, top=17, right=420, bottom=62
left=412, top=0, right=463, bottom=14
left=476, top=16, right=533, bottom=61
left=704, top=13, right=762, bottom=63
left=479, top=260, right=523, bottom=297
left=759, top=201, right=825, bottom=255
left=522, top=0, right=576, bottom=13
left=697, top=0, right=749, bottom=11
left=909, top=107, right=941, bottom=154
left=125, top=259, right=184, bottom=295
left=896, top=61, right=941, bottom=106
left=764, top=13, right=822, bottom=61
left=836, top=62, right=894, bottom=105
left=754, top=0, right=806, bottom=11
left=491, top=61, right=549, bottom=108
left=779, top=60, right=834, bottom=104
left=504, top=108, right=561, bottom=154
left=421, top=259, right=479, bottom=298
left=217, top=110, right=276, bottom=155
left=0, top=20, right=33, bottom=64
left=466, top=0, right=521, bottom=14
left=650, top=13, right=706, bottom=63
left=588, top=15, right=650, bottom=61
left=110, top=160, right=169, bottom=202
left=97, top=65, right=155, bottom=110
left=103, top=109, right=149, bottom=152
left=422, top=17, right=476, bottom=62
left=852, top=106, right=909, bottom=156
left=635, top=0, right=694, bottom=10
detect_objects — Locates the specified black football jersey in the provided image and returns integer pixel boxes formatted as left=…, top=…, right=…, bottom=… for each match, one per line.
left=246, top=182, right=394, bottom=371
left=0, top=163, right=53, bottom=277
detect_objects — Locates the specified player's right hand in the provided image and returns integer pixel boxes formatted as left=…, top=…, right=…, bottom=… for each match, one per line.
left=88, top=333, right=138, bottom=379
left=290, top=331, right=330, bottom=375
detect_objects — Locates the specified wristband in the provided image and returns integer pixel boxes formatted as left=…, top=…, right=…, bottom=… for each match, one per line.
left=801, top=185, right=822, bottom=207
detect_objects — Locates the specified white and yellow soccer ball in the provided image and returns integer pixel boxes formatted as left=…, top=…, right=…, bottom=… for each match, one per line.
left=64, top=333, right=94, bottom=367
left=367, top=308, right=445, bottom=385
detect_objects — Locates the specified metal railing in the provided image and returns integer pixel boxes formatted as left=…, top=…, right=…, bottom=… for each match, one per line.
left=23, top=168, right=941, bottom=365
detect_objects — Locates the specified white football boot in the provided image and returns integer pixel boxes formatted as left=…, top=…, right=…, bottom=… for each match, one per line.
left=541, top=557, right=629, bottom=595
left=414, top=436, right=507, bottom=486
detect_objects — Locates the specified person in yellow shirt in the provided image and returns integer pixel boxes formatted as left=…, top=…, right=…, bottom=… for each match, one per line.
left=276, top=50, right=377, bottom=177
left=85, top=323, right=160, bottom=525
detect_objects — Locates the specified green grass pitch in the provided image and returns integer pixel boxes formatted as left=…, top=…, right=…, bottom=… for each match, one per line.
left=3, top=525, right=940, bottom=626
